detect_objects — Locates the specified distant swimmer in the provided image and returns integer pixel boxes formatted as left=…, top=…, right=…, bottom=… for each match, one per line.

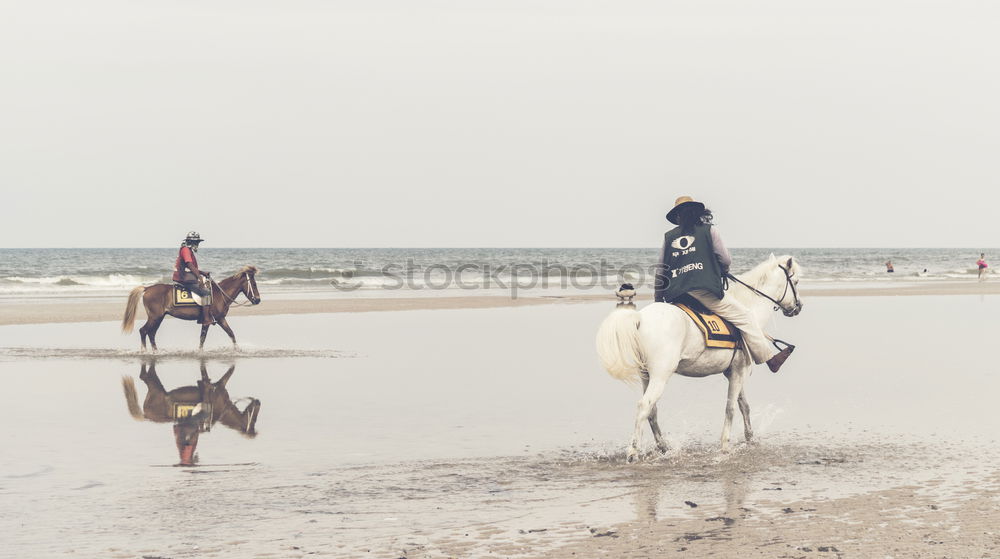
left=977, top=253, right=988, bottom=281
left=885, top=260, right=894, bottom=273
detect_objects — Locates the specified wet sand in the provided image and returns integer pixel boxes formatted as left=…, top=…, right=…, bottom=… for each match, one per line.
left=3, top=295, right=1000, bottom=557
left=2, top=279, right=1000, bottom=326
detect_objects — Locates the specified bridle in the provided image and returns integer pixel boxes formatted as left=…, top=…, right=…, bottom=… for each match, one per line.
left=211, top=273, right=260, bottom=307
left=725, top=265, right=802, bottom=317
left=219, top=398, right=259, bottom=434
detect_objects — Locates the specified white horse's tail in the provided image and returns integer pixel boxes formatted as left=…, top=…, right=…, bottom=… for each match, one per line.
left=596, top=307, right=646, bottom=384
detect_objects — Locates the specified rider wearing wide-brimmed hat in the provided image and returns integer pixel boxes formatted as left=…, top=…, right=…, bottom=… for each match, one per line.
left=172, top=231, right=214, bottom=325
left=655, top=196, right=793, bottom=372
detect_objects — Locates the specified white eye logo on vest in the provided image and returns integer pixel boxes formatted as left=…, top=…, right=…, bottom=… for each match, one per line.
left=671, top=236, right=696, bottom=250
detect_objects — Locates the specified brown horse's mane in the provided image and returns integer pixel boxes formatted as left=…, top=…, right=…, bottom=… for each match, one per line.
left=228, top=265, right=259, bottom=280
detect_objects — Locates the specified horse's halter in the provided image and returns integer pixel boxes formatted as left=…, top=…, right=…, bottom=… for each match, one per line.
left=243, top=273, right=260, bottom=304
left=774, top=265, right=803, bottom=317
left=726, top=265, right=802, bottom=317
left=213, top=273, right=261, bottom=306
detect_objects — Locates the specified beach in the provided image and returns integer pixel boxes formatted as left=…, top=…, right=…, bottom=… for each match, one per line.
left=3, top=284, right=1000, bottom=558
left=9, top=0, right=1000, bottom=555
left=4, top=279, right=1000, bottom=326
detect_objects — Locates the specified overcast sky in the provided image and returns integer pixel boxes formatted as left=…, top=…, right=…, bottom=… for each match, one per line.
left=2, top=1, right=997, bottom=248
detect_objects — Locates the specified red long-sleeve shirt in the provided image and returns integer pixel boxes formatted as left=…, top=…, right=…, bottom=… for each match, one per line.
left=172, top=246, right=201, bottom=282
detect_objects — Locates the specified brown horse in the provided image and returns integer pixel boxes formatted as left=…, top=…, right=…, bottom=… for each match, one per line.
left=122, top=361, right=261, bottom=465
left=121, top=265, right=261, bottom=350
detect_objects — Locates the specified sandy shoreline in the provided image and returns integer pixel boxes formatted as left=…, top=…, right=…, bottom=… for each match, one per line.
left=1, top=281, right=999, bottom=326
left=5, top=296, right=1000, bottom=558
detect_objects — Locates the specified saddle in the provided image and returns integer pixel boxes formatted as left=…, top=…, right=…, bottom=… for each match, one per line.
left=172, top=283, right=209, bottom=306
left=672, top=296, right=740, bottom=350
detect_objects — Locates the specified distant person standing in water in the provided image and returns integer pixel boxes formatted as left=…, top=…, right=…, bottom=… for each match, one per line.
left=885, top=260, right=894, bottom=273
left=977, top=253, right=988, bottom=281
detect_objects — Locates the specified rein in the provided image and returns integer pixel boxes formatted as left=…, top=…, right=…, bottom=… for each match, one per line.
left=725, top=266, right=800, bottom=353
left=725, top=265, right=800, bottom=316
left=211, top=273, right=256, bottom=307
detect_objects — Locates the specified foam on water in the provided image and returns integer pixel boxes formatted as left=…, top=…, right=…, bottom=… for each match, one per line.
left=0, top=346, right=356, bottom=361
left=1, top=247, right=996, bottom=298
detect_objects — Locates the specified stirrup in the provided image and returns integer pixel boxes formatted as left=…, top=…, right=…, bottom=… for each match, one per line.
left=771, top=338, right=795, bottom=352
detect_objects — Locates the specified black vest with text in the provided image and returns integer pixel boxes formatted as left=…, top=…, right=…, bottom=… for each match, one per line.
left=656, top=223, right=724, bottom=302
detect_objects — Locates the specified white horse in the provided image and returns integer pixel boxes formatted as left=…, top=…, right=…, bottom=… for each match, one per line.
left=596, top=254, right=803, bottom=461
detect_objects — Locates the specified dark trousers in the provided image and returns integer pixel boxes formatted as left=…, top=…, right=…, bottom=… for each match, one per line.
left=182, top=281, right=210, bottom=297
left=181, top=280, right=213, bottom=323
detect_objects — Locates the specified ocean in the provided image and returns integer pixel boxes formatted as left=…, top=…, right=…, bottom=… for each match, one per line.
left=0, top=247, right=993, bottom=299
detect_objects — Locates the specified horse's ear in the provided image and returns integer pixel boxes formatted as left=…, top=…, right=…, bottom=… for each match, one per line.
left=768, top=253, right=776, bottom=263
left=785, top=256, right=794, bottom=270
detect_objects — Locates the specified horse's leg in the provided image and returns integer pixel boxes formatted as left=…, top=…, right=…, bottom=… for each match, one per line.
left=641, top=372, right=669, bottom=454
left=217, top=317, right=238, bottom=349
left=139, top=316, right=156, bottom=351
left=199, top=324, right=210, bottom=350
left=143, top=365, right=165, bottom=392
left=628, top=360, right=675, bottom=463
left=138, top=295, right=159, bottom=351
left=146, top=315, right=165, bottom=352
left=721, top=365, right=750, bottom=452
left=737, top=388, right=754, bottom=443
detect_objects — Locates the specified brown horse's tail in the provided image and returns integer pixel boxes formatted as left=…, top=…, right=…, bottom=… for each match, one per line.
left=121, top=286, right=145, bottom=333
left=121, top=376, right=145, bottom=420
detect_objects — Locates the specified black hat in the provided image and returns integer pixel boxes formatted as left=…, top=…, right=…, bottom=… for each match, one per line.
left=665, top=196, right=705, bottom=225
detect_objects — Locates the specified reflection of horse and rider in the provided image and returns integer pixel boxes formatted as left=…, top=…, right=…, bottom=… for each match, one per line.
left=121, top=231, right=262, bottom=350
left=122, top=361, right=261, bottom=466
left=597, top=196, right=803, bottom=460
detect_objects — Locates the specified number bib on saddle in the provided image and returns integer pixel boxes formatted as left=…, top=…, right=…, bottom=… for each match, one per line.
left=173, top=285, right=208, bottom=306
left=674, top=303, right=740, bottom=350
left=173, top=403, right=198, bottom=419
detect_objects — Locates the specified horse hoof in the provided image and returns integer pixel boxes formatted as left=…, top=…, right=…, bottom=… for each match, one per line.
left=626, top=449, right=639, bottom=463
left=656, top=443, right=669, bottom=454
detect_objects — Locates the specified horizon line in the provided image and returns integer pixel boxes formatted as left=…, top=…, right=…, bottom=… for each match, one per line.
left=0, top=246, right=996, bottom=251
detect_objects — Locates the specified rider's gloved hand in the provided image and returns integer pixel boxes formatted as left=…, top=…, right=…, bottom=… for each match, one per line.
left=202, top=271, right=211, bottom=278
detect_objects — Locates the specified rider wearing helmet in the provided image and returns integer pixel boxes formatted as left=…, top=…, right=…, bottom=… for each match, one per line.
left=654, top=196, right=793, bottom=372
left=172, top=231, right=214, bottom=325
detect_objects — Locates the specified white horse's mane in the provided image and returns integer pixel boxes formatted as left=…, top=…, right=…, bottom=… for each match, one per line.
left=730, top=255, right=800, bottom=306
left=741, top=254, right=799, bottom=282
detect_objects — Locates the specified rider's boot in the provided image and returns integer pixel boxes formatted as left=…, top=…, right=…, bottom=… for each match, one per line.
left=766, top=346, right=794, bottom=373
left=200, top=306, right=215, bottom=326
